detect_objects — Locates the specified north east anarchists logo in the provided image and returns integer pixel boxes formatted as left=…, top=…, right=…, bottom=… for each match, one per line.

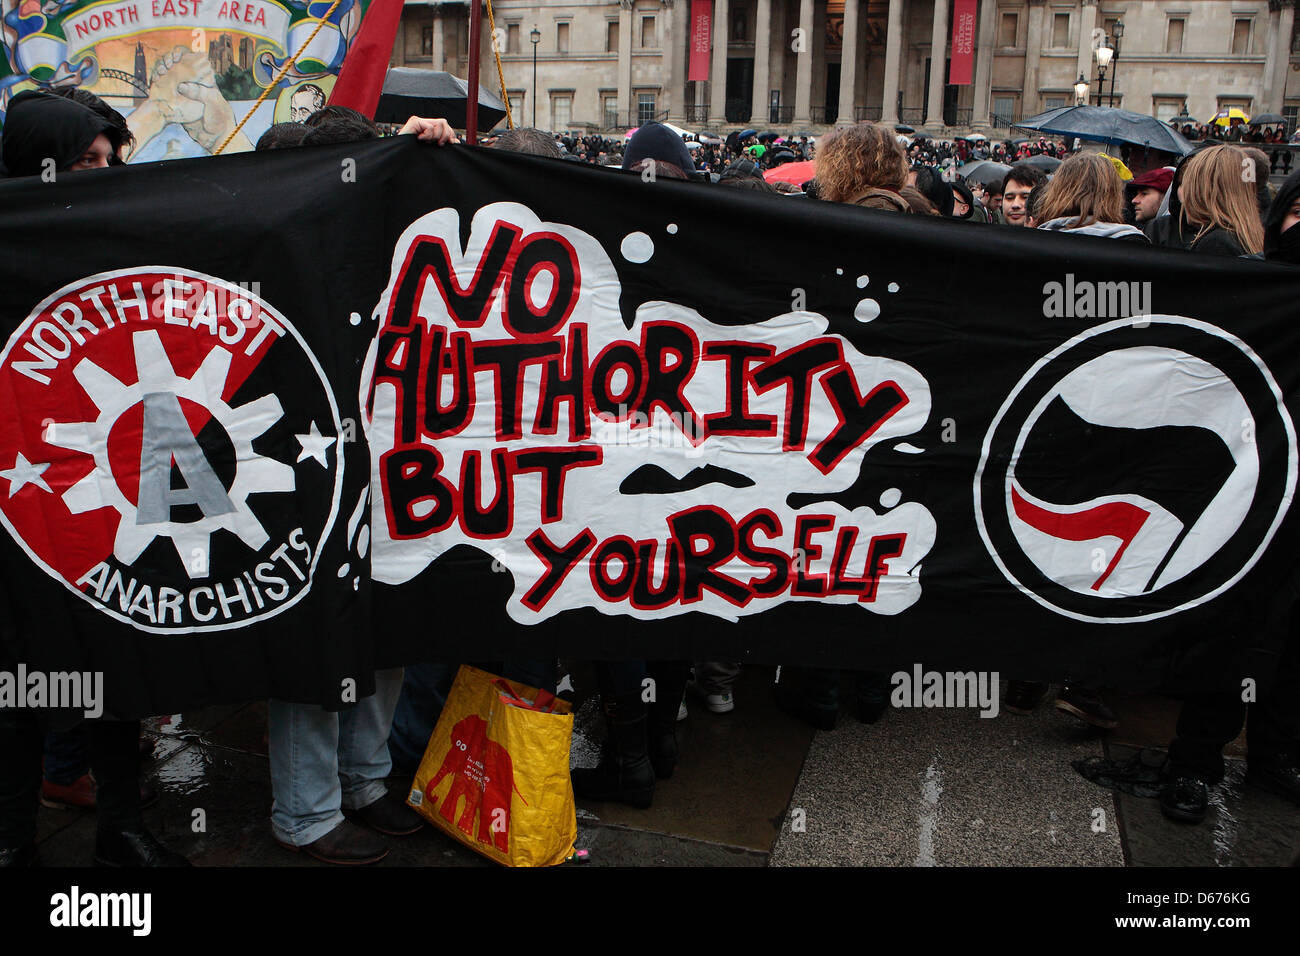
left=976, top=316, right=1296, bottom=623
left=0, top=268, right=344, bottom=634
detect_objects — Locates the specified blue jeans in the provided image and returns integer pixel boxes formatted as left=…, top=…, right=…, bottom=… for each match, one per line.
left=267, top=668, right=404, bottom=847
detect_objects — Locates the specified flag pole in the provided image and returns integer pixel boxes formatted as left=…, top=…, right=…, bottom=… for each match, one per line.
left=466, top=0, right=482, bottom=144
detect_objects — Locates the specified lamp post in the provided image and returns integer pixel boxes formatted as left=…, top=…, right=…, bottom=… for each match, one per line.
left=1108, top=19, right=1124, bottom=108
left=1074, top=74, right=1090, bottom=107
left=530, top=26, right=541, bottom=128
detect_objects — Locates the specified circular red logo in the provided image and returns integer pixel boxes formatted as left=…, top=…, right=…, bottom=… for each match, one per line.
left=0, top=268, right=343, bottom=633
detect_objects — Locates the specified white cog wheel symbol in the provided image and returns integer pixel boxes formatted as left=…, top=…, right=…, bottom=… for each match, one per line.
left=45, top=329, right=296, bottom=579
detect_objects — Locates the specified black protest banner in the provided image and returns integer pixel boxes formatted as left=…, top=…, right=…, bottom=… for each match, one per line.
left=0, top=140, right=1296, bottom=721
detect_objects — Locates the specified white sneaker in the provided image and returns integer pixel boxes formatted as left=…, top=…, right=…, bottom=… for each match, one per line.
left=677, top=699, right=688, bottom=721
left=706, top=692, right=735, bottom=714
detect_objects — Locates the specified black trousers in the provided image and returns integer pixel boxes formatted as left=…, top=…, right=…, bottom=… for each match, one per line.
left=0, top=710, right=142, bottom=847
left=1168, top=636, right=1300, bottom=782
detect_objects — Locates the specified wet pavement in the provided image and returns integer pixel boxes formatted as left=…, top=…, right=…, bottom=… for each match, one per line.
left=30, top=667, right=1299, bottom=867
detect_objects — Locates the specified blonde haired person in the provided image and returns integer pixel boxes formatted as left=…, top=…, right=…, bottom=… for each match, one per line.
left=1034, top=152, right=1148, bottom=241
left=814, top=122, right=910, bottom=212
left=1175, top=144, right=1265, bottom=256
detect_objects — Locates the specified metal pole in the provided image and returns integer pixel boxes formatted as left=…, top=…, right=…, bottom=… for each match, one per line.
left=532, top=39, right=538, bottom=127
left=466, top=0, right=482, bottom=144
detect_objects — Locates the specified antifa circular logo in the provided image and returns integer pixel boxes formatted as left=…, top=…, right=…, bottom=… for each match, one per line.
left=0, top=268, right=344, bottom=633
left=975, top=316, right=1296, bottom=623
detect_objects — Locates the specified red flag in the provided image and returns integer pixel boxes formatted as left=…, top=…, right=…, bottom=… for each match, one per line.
left=689, top=0, right=712, bottom=83
left=948, top=0, right=977, bottom=85
left=329, top=0, right=405, bottom=117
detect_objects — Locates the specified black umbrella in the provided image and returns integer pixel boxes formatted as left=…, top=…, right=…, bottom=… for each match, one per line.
left=1022, top=153, right=1062, bottom=172
left=374, top=68, right=507, bottom=131
left=956, top=160, right=1012, bottom=187
left=911, top=131, right=932, bottom=140
left=757, top=131, right=780, bottom=143
left=738, top=128, right=758, bottom=140
left=1251, top=113, right=1287, bottom=126
left=1015, top=105, right=1195, bottom=156
left=894, top=124, right=915, bottom=134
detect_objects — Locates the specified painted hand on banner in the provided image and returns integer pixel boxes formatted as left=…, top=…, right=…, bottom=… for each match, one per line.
left=129, top=46, right=251, bottom=157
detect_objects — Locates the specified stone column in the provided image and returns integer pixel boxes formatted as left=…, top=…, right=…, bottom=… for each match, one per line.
left=1076, top=0, right=1098, bottom=94
left=1280, top=2, right=1297, bottom=111
left=752, top=0, right=773, bottom=123
left=924, top=0, right=949, bottom=130
left=1268, top=1, right=1297, bottom=112
left=668, top=0, right=690, bottom=121
left=1023, top=0, right=1044, bottom=117
left=880, top=0, right=903, bottom=125
left=792, top=0, right=814, bottom=124
left=970, top=0, right=995, bottom=128
left=619, top=0, right=634, bottom=120
left=837, top=0, right=860, bottom=124
left=710, top=0, right=729, bottom=123
left=432, top=12, right=444, bottom=71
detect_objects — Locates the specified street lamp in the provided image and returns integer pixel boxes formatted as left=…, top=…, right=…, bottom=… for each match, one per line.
left=1074, top=74, right=1090, bottom=106
left=530, top=25, right=541, bottom=128
left=1094, top=42, right=1112, bottom=106
left=1109, top=19, right=1124, bottom=108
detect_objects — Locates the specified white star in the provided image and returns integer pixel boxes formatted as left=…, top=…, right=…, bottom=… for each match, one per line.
left=295, top=421, right=335, bottom=468
left=1, top=453, right=52, bottom=497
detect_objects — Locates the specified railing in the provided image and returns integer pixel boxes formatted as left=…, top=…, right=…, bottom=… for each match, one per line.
left=990, top=111, right=1018, bottom=129
left=769, top=105, right=794, bottom=124
left=684, top=105, right=710, bottom=124
left=855, top=106, right=883, bottom=123
left=899, top=107, right=926, bottom=125
left=810, top=106, right=836, bottom=125
left=948, top=107, right=973, bottom=127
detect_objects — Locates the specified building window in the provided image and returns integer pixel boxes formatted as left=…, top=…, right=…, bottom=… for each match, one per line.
left=992, top=94, right=1017, bottom=126
left=603, top=94, right=618, bottom=128
left=637, top=92, right=657, bottom=125
left=1285, top=104, right=1299, bottom=132
left=641, top=15, right=656, bottom=48
left=557, top=22, right=569, bottom=54
left=508, top=91, right=524, bottom=123
left=1044, top=95, right=1067, bottom=111
left=1051, top=13, right=1069, bottom=48
left=507, top=24, right=520, bottom=54
left=1153, top=98, right=1185, bottom=123
left=607, top=21, right=619, bottom=52
left=421, top=26, right=433, bottom=56
left=998, top=12, right=1017, bottom=47
left=1231, top=18, right=1251, bottom=55
left=732, top=5, right=748, bottom=41
left=551, top=93, right=572, bottom=130
left=1166, top=18, right=1184, bottom=54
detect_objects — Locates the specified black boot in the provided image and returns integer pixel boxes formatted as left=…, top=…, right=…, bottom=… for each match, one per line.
left=646, top=662, right=692, bottom=780
left=571, top=694, right=655, bottom=808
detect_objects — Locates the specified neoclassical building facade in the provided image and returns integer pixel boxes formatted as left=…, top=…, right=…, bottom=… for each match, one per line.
left=392, top=0, right=1300, bottom=132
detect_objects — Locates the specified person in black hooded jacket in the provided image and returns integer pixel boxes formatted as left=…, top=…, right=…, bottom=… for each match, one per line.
left=1263, top=167, right=1300, bottom=264
left=0, top=89, right=189, bottom=869
left=0, top=89, right=122, bottom=178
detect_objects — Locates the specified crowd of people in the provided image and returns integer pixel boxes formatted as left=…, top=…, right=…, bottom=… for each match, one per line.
left=0, top=94, right=1297, bottom=869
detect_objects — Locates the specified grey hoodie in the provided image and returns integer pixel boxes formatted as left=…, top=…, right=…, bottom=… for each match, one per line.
left=1036, top=216, right=1150, bottom=241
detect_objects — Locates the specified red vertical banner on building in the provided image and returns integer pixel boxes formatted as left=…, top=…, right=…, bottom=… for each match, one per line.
left=949, top=0, right=978, bottom=85
left=689, top=0, right=713, bottom=82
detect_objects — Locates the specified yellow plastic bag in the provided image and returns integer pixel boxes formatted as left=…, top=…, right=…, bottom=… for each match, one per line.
left=407, top=665, right=576, bottom=867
